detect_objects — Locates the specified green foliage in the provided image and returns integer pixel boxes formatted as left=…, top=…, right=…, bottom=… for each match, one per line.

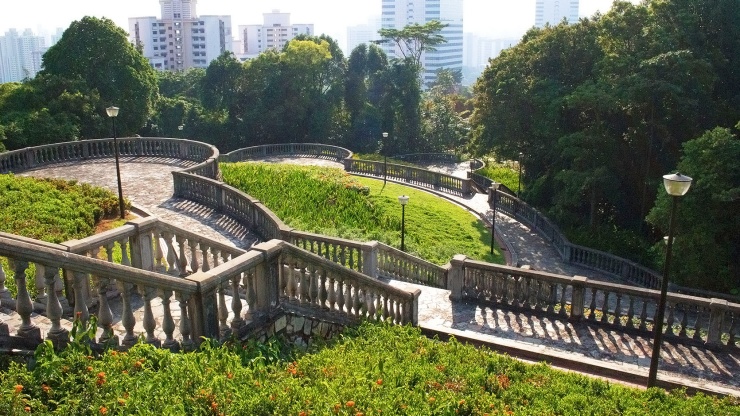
left=2, top=322, right=738, bottom=415
left=378, top=20, right=448, bottom=68
left=476, top=159, right=521, bottom=193
left=647, top=125, right=740, bottom=292
left=221, top=163, right=503, bottom=265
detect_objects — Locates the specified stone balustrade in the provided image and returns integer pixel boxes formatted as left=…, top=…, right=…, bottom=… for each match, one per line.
left=448, top=256, right=740, bottom=348
left=221, top=143, right=352, bottom=163
left=344, top=158, right=473, bottom=196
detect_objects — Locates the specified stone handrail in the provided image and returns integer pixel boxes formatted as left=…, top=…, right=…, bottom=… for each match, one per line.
left=344, top=158, right=473, bottom=196
left=394, top=153, right=460, bottom=164
left=448, top=256, right=740, bottom=349
left=221, top=143, right=352, bottom=163
left=0, top=138, right=219, bottom=179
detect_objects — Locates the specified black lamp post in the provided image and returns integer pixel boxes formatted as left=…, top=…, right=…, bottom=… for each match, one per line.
left=106, top=106, right=125, bottom=220
left=490, top=183, right=500, bottom=255
left=382, top=132, right=389, bottom=185
left=517, top=152, right=523, bottom=198
left=647, top=172, right=692, bottom=388
left=398, top=195, right=409, bottom=251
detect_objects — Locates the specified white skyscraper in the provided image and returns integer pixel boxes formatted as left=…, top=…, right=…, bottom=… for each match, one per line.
left=535, top=0, right=580, bottom=28
left=381, top=0, right=463, bottom=85
left=346, top=18, right=381, bottom=55
left=237, top=11, right=313, bottom=58
left=129, top=0, right=232, bottom=71
left=0, top=28, right=46, bottom=83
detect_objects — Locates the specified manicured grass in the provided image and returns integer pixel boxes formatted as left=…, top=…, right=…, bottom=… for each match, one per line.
left=2, top=322, right=737, bottom=415
left=221, top=163, right=504, bottom=265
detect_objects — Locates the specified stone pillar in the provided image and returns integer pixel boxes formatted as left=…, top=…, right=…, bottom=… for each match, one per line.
left=447, top=254, right=467, bottom=301
left=462, top=179, right=472, bottom=195
left=706, top=298, right=728, bottom=348
left=190, top=280, right=219, bottom=342
left=127, top=218, right=157, bottom=271
left=250, top=240, right=284, bottom=316
left=361, top=241, right=379, bottom=279
left=569, top=275, right=588, bottom=321
left=409, top=289, right=422, bottom=325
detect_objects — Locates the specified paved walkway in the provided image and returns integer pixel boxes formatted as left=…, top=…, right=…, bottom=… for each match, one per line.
left=4, top=156, right=739, bottom=397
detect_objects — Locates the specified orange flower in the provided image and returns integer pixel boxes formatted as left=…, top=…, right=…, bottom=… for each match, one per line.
left=356, top=413, right=364, bottom=416
left=346, top=401, right=355, bottom=408
left=227, top=372, right=233, bottom=379
left=333, top=403, right=341, bottom=413
left=376, top=379, right=383, bottom=385
left=99, top=406, right=108, bottom=415
left=41, top=384, right=50, bottom=393
left=14, top=384, right=23, bottom=394
left=428, top=397, right=436, bottom=404
left=24, top=406, right=31, bottom=412
left=211, top=402, right=218, bottom=411
left=87, top=366, right=94, bottom=372
left=118, top=398, right=126, bottom=406
left=299, top=412, right=308, bottom=416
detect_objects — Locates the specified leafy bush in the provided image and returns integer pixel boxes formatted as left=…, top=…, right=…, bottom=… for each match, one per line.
left=477, top=159, right=521, bottom=193
left=1, top=322, right=737, bottom=415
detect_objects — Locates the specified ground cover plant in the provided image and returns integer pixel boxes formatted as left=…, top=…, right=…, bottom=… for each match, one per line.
left=476, top=159, right=521, bottom=194
left=1, top=321, right=738, bottom=415
left=0, top=174, right=124, bottom=296
left=220, top=163, right=504, bottom=265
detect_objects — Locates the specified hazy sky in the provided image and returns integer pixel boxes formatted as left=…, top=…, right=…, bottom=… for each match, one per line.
left=1, top=0, right=639, bottom=46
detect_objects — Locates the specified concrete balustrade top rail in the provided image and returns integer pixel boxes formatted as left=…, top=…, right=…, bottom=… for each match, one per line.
left=221, top=143, right=352, bottom=163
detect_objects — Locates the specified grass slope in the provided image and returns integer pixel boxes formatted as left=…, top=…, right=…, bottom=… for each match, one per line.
left=221, top=163, right=504, bottom=265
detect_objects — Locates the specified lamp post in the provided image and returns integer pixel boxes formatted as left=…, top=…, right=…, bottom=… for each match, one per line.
left=382, top=132, right=389, bottom=185
left=106, top=106, right=126, bottom=220
left=647, top=172, right=692, bottom=388
left=178, top=124, right=184, bottom=139
left=517, top=152, right=523, bottom=198
left=490, top=183, right=500, bottom=255
left=398, top=195, right=409, bottom=251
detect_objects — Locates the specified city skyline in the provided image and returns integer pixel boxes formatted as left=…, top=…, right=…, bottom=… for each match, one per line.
left=1, top=0, right=639, bottom=49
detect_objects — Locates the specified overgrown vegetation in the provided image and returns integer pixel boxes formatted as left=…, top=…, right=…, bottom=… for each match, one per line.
left=221, top=163, right=504, bottom=265
left=2, top=322, right=738, bottom=415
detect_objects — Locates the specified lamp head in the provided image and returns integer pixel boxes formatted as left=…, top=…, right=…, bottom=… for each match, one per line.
left=398, top=195, right=409, bottom=206
left=662, top=172, right=692, bottom=196
left=178, top=125, right=184, bottom=131
left=106, top=106, right=119, bottom=118
left=491, top=182, right=500, bottom=191
left=382, top=132, right=388, bottom=138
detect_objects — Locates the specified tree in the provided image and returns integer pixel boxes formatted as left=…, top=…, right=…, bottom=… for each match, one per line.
left=201, top=52, right=244, bottom=111
left=646, top=125, right=740, bottom=292
left=41, top=16, right=158, bottom=136
left=378, top=20, right=447, bottom=68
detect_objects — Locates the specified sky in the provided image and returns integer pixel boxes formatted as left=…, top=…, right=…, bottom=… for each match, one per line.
left=0, top=0, right=639, bottom=48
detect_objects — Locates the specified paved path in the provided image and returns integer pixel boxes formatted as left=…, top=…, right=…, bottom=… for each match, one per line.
left=4, top=156, right=739, bottom=396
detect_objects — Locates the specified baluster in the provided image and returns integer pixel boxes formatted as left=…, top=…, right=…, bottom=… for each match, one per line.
left=300, top=263, right=309, bottom=304
left=339, top=247, right=346, bottom=267
left=285, top=260, right=296, bottom=300
left=177, top=293, right=194, bottom=351
left=664, top=302, right=675, bottom=336
left=501, top=274, right=510, bottom=305
left=163, top=232, right=179, bottom=276
left=625, top=296, right=635, bottom=328
left=678, top=305, right=689, bottom=338
left=200, top=243, right=210, bottom=272
left=12, top=260, right=41, bottom=340
left=139, top=286, right=159, bottom=346
left=600, top=291, right=610, bottom=323
left=327, top=273, right=336, bottom=310
left=218, top=283, right=229, bottom=338
left=0, top=263, right=10, bottom=306
left=728, top=313, right=738, bottom=348
left=353, top=287, right=363, bottom=317
left=382, top=295, right=390, bottom=321
left=367, top=289, right=376, bottom=318
left=336, top=277, right=345, bottom=312
left=318, top=269, right=328, bottom=309
left=119, top=237, right=131, bottom=267
left=394, top=297, right=403, bottom=323
left=42, top=265, right=68, bottom=344
left=238, top=272, right=250, bottom=322
left=307, top=265, right=318, bottom=305
left=34, top=265, right=46, bottom=305
left=72, top=271, right=90, bottom=323
left=587, top=288, right=597, bottom=320
left=160, top=289, right=178, bottom=351
left=692, top=306, right=703, bottom=341
left=533, top=280, right=542, bottom=310
left=154, top=233, right=166, bottom=272
left=176, top=236, right=188, bottom=275
left=559, top=284, right=568, bottom=317
left=521, top=277, right=531, bottom=309
left=117, top=281, right=137, bottom=347
left=639, top=298, right=648, bottom=331
left=189, top=240, right=200, bottom=273
left=344, top=282, right=357, bottom=315
left=96, top=277, right=117, bottom=346
left=613, top=294, right=622, bottom=325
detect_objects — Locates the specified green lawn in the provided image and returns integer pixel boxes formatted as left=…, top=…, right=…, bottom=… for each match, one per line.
left=221, top=163, right=504, bottom=265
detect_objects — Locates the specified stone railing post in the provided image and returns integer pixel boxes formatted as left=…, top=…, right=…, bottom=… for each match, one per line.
left=127, top=218, right=157, bottom=271
left=361, top=241, right=379, bottom=279
left=569, top=275, right=588, bottom=321
left=562, top=243, right=572, bottom=263
left=447, top=254, right=467, bottom=301
left=462, top=179, right=471, bottom=195
left=706, top=298, right=728, bottom=347
left=214, top=185, right=223, bottom=211
left=409, top=288, right=422, bottom=325
left=25, top=149, right=36, bottom=169
left=189, top=282, right=219, bottom=342
left=250, top=240, right=284, bottom=318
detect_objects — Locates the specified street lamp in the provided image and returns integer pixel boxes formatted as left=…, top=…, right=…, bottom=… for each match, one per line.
left=647, top=172, right=692, bottom=388
left=517, top=152, right=523, bottom=198
left=178, top=125, right=184, bottom=139
left=490, top=183, right=500, bottom=255
left=106, top=106, right=126, bottom=220
left=382, top=132, right=389, bottom=185
left=398, top=195, right=409, bottom=251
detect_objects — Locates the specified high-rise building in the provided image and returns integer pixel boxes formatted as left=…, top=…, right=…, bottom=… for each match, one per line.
left=346, top=18, right=381, bottom=55
left=381, top=0, right=463, bottom=86
left=129, top=0, right=232, bottom=71
left=0, top=28, right=46, bottom=83
left=535, top=0, right=580, bottom=28
left=237, top=11, right=313, bottom=58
